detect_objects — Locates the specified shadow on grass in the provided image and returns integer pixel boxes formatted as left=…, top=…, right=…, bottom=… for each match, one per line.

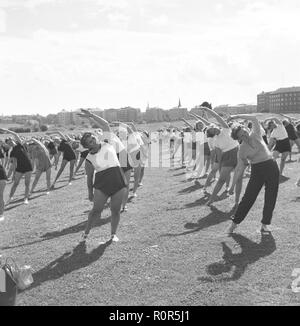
left=173, top=172, right=186, bottom=177
left=178, top=183, right=204, bottom=194
left=26, top=241, right=112, bottom=291
left=198, top=233, right=276, bottom=283
left=0, top=217, right=111, bottom=250
left=4, top=194, right=46, bottom=212
left=279, top=175, right=290, bottom=184
left=291, top=196, right=300, bottom=202
left=184, top=192, right=229, bottom=208
left=161, top=205, right=236, bottom=237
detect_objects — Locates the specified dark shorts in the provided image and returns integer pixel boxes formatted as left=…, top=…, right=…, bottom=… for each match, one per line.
left=204, top=142, right=211, bottom=156
left=220, top=147, right=238, bottom=168
left=94, top=167, right=127, bottom=197
left=274, top=138, right=291, bottom=153
left=80, top=150, right=90, bottom=159
left=63, top=153, right=76, bottom=162
left=0, top=165, right=7, bottom=180
left=50, top=148, right=58, bottom=156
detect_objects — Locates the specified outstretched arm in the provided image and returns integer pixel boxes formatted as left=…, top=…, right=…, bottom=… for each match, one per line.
left=80, top=109, right=110, bottom=132
left=188, top=113, right=210, bottom=126
left=200, top=107, right=229, bottom=129
left=229, top=114, right=262, bottom=136
left=180, top=118, right=194, bottom=129
left=0, top=128, right=22, bottom=144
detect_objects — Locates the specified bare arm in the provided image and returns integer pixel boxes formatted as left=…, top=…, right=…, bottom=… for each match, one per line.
left=230, top=115, right=262, bottom=136
left=80, top=109, right=110, bottom=132
left=0, top=128, right=22, bottom=144
left=180, top=118, right=194, bottom=129
left=85, top=160, right=95, bottom=202
left=188, top=113, right=210, bottom=126
left=200, top=107, right=229, bottom=129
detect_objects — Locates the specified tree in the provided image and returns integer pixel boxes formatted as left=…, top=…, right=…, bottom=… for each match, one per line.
left=40, top=125, right=48, bottom=132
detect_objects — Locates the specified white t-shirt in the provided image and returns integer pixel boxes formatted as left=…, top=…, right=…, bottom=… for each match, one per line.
left=100, top=132, right=125, bottom=154
left=86, top=143, right=120, bottom=173
left=271, top=124, right=288, bottom=140
left=207, top=137, right=216, bottom=150
left=126, top=133, right=141, bottom=153
left=214, top=128, right=239, bottom=153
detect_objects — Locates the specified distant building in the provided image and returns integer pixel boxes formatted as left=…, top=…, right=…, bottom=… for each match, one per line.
left=103, top=109, right=118, bottom=122
left=57, top=110, right=72, bottom=126
left=214, top=104, right=257, bottom=115
left=144, top=107, right=166, bottom=122
left=117, top=107, right=141, bottom=122
left=257, top=87, right=300, bottom=113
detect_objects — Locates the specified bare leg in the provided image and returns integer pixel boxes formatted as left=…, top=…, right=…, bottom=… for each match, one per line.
left=68, top=160, right=75, bottom=183
left=122, top=170, right=131, bottom=210
left=8, top=171, right=23, bottom=200
left=52, top=159, right=68, bottom=187
left=83, top=189, right=108, bottom=237
left=46, top=168, right=51, bottom=192
left=110, top=188, right=126, bottom=238
left=132, top=165, right=141, bottom=194
left=74, top=157, right=85, bottom=176
left=24, top=171, right=32, bottom=200
left=280, top=152, right=289, bottom=175
left=207, top=166, right=234, bottom=205
left=30, top=170, right=42, bottom=194
left=0, top=180, right=6, bottom=216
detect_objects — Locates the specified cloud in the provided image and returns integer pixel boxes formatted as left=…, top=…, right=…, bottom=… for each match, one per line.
left=149, top=14, right=169, bottom=27
left=0, top=9, right=6, bottom=33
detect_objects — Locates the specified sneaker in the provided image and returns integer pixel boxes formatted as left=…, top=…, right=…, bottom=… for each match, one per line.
left=68, top=182, right=72, bottom=186
left=227, top=222, right=238, bottom=235
left=80, top=233, right=88, bottom=243
left=0, top=215, right=4, bottom=222
left=46, top=191, right=50, bottom=195
left=24, top=198, right=29, bottom=205
left=121, top=206, right=128, bottom=212
left=132, top=193, right=137, bottom=198
left=138, top=183, right=143, bottom=187
left=111, top=234, right=119, bottom=242
left=261, top=225, right=271, bottom=234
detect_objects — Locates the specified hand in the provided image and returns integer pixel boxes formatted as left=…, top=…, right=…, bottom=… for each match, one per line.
left=88, top=192, right=94, bottom=202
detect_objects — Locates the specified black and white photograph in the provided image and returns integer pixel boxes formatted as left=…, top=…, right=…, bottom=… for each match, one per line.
left=1, top=0, right=300, bottom=309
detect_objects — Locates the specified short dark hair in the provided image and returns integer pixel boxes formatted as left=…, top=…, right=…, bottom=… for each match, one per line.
left=231, top=125, right=242, bottom=140
left=80, top=132, right=92, bottom=148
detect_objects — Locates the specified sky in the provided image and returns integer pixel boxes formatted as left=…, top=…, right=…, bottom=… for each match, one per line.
left=0, top=0, right=300, bottom=116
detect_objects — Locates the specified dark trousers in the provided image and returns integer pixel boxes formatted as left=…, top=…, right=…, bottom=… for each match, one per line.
left=233, top=159, right=279, bottom=225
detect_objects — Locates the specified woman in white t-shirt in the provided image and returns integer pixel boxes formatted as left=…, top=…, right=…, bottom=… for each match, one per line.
left=267, top=117, right=291, bottom=176
left=199, top=107, right=242, bottom=206
left=79, top=131, right=127, bottom=243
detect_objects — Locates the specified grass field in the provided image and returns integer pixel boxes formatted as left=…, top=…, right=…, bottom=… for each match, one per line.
left=1, top=136, right=300, bottom=306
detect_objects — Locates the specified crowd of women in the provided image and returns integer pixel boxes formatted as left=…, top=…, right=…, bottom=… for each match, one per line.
left=161, top=107, right=300, bottom=234
left=1, top=106, right=300, bottom=239
left=0, top=109, right=151, bottom=242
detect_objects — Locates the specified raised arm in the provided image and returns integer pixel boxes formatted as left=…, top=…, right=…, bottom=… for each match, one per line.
left=80, top=109, right=110, bottom=132
left=188, top=113, right=210, bottom=126
left=200, top=107, right=229, bottom=129
left=180, top=118, right=194, bottom=129
left=0, top=128, right=22, bottom=144
left=31, top=137, right=48, bottom=152
left=269, top=117, right=283, bottom=125
left=229, top=114, right=262, bottom=135
left=47, top=131, right=67, bottom=141
left=278, top=113, right=298, bottom=123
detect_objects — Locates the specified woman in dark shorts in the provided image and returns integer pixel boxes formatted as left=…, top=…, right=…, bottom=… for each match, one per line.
left=46, top=138, right=59, bottom=169
left=0, top=162, right=7, bottom=220
left=0, top=128, right=33, bottom=205
left=267, top=118, right=291, bottom=176
left=80, top=132, right=126, bottom=243
left=280, top=113, right=300, bottom=160
left=49, top=131, right=76, bottom=188
left=78, top=109, right=132, bottom=212
left=29, top=138, right=52, bottom=195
